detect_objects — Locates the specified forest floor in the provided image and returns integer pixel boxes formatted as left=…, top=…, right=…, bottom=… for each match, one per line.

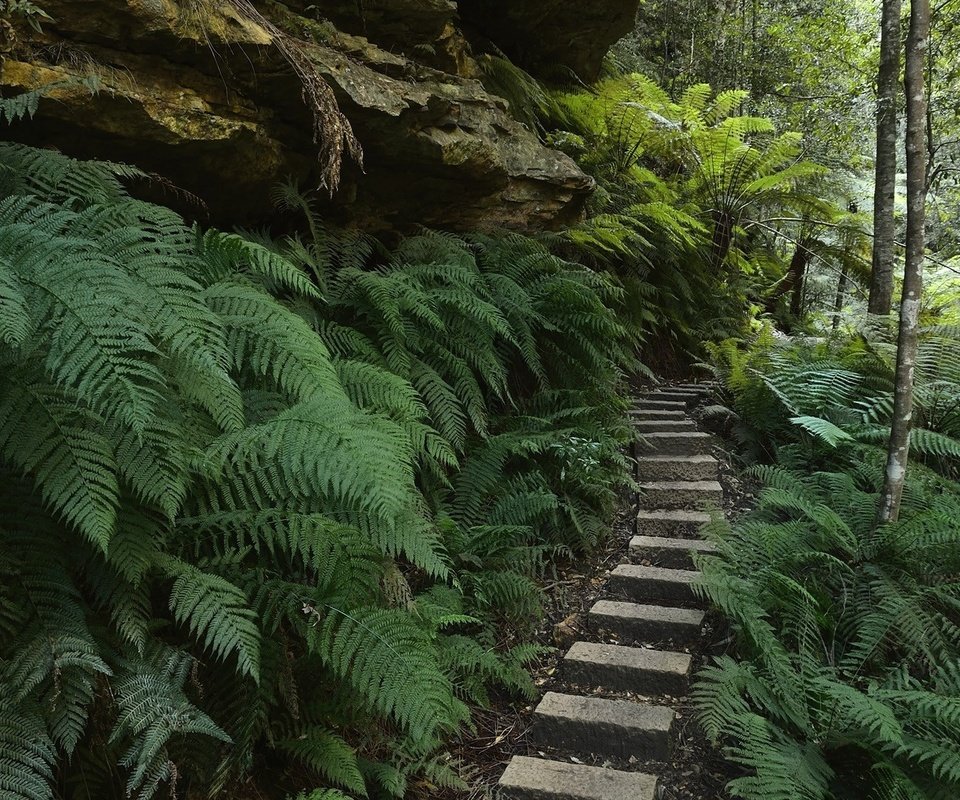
left=413, top=404, right=755, bottom=800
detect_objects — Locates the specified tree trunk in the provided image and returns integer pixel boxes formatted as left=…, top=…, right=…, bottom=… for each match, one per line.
left=788, top=243, right=811, bottom=319
left=710, top=211, right=734, bottom=270
left=879, top=0, right=929, bottom=523
left=832, top=266, right=849, bottom=330
left=869, top=0, right=901, bottom=315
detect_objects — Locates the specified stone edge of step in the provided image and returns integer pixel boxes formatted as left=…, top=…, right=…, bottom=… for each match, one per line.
left=498, top=755, right=658, bottom=800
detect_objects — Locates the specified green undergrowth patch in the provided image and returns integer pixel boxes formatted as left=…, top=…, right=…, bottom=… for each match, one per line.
left=0, top=142, right=639, bottom=799
left=693, top=330, right=960, bottom=800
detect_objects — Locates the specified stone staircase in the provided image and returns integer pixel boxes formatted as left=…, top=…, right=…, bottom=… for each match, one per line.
left=498, top=384, right=720, bottom=799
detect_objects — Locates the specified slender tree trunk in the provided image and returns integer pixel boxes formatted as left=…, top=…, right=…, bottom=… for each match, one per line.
left=869, top=0, right=902, bottom=315
left=788, top=243, right=810, bottom=319
left=710, top=211, right=734, bottom=269
left=879, top=0, right=929, bottom=523
left=832, top=266, right=849, bottom=330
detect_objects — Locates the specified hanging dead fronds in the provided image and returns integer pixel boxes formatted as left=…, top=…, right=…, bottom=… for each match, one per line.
left=227, top=0, right=362, bottom=193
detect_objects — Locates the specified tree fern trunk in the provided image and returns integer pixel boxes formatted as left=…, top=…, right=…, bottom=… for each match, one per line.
left=711, top=211, right=734, bottom=270
left=880, top=0, right=929, bottom=523
left=832, top=265, right=848, bottom=330
left=788, top=243, right=811, bottom=320
left=868, top=0, right=901, bottom=315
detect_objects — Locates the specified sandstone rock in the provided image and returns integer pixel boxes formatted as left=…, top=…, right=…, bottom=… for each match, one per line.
left=458, top=0, right=641, bottom=82
left=0, top=0, right=596, bottom=231
left=285, top=0, right=473, bottom=75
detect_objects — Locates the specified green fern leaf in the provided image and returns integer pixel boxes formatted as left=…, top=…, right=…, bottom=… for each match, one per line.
left=159, top=556, right=261, bottom=682
left=0, top=382, right=118, bottom=550
left=789, top=415, right=854, bottom=447
left=278, top=728, right=366, bottom=796
left=0, top=697, right=56, bottom=800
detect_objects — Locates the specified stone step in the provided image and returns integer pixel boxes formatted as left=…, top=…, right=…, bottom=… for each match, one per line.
left=563, top=641, right=690, bottom=696
left=638, top=431, right=714, bottom=456
left=628, top=408, right=686, bottom=420
left=635, top=509, right=711, bottom=538
left=635, top=455, right=719, bottom=482
left=646, top=386, right=700, bottom=394
left=589, top=600, right=704, bottom=646
left=608, top=565, right=702, bottom=606
left=673, top=381, right=718, bottom=388
left=643, top=391, right=699, bottom=407
left=637, top=480, right=722, bottom=510
left=632, top=419, right=698, bottom=433
left=531, top=692, right=674, bottom=761
left=498, top=756, right=657, bottom=800
left=630, top=535, right=717, bottom=569
left=635, top=399, right=687, bottom=412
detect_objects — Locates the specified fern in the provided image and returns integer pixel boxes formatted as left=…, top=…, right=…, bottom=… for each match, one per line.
left=303, top=605, right=469, bottom=745
left=0, top=698, right=56, bottom=800
left=159, top=556, right=262, bottom=682
left=709, top=323, right=960, bottom=478
left=110, top=646, right=232, bottom=800
left=694, top=466, right=960, bottom=799
left=0, top=136, right=639, bottom=800
left=278, top=728, right=366, bottom=796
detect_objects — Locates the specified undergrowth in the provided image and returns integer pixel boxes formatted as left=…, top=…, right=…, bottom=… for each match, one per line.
left=694, top=327, right=960, bottom=799
left=0, top=141, right=636, bottom=800
left=694, top=465, right=960, bottom=800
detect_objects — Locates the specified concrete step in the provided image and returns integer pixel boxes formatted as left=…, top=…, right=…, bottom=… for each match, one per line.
left=644, top=391, right=699, bottom=407
left=628, top=408, right=686, bottom=420
left=638, top=431, right=714, bottom=456
left=673, top=382, right=717, bottom=390
left=630, top=535, right=717, bottom=569
left=531, top=692, right=674, bottom=761
left=635, top=399, right=687, bottom=412
left=635, top=509, right=711, bottom=538
left=499, top=756, right=657, bottom=800
left=563, top=641, right=690, bottom=696
left=608, top=565, right=702, bottom=606
left=637, top=480, right=722, bottom=510
left=632, top=419, right=697, bottom=433
left=635, top=455, right=719, bottom=482
left=589, top=600, right=704, bottom=646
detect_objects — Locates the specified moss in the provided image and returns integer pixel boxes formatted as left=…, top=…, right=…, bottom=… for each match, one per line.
left=174, top=0, right=272, bottom=45
left=260, top=0, right=338, bottom=45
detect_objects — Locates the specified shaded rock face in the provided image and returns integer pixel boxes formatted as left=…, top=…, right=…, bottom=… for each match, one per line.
left=287, top=0, right=472, bottom=75
left=457, top=0, right=640, bottom=82
left=0, top=0, right=629, bottom=231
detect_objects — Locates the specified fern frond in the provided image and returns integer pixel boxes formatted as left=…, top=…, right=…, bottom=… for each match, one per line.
left=110, top=645, right=231, bottom=800
left=0, top=382, right=118, bottom=550
left=158, top=556, right=261, bottom=682
left=0, top=697, right=56, bottom=800
left=277, top=728, right=366, bottom=796
left=304, top=606, right=468, bottom=744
